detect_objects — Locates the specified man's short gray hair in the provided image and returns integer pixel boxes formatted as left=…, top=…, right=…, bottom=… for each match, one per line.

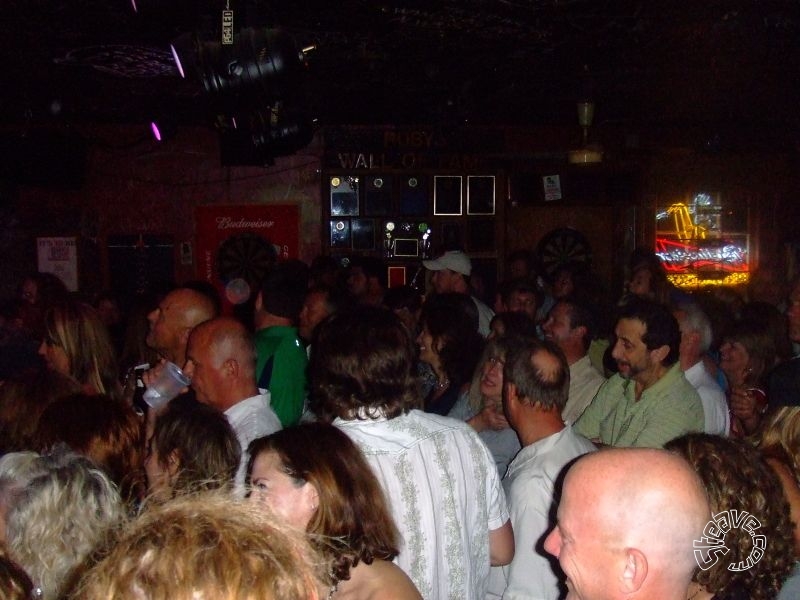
left=679, top=303, right=713, bottom=353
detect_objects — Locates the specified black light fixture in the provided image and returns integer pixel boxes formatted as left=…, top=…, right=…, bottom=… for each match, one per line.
left=218, top=105, right=314, bottom=166
left=169, top=25, right=315, bottom=164
left=172, top=28, right=307, bottom=108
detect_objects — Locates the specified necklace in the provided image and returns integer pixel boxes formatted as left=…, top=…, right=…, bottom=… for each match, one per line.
left=434, top=378, right=450, bottom=391
left=327, top=581, right=339, bottom=599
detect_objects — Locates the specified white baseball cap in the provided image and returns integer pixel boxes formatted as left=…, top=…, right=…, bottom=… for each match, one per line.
left=423, top=251, right=472, bottom=276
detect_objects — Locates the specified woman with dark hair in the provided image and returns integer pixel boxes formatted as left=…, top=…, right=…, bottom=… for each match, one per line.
left=39, top=298, right=120, bottom=398
left=416, top=293, right=484, bottom=415
left=0, top=369, right=81, bottom=454
left=247, top=423, right=421, bottom=600
left=719, top=318, right=777, bottom=436
left=33, top=393, right=144, bottom=505
left=665, top=433, right=795, bottom=600
left=144, top=399, right=241, bottom=501
left=0, top=547, right=34, bottom=600
left=16, top=272, right=69, bottom=339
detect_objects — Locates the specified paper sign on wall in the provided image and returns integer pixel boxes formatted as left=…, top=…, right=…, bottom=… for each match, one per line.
left=543, top=175, right=562, bottom=202
left=37, top=237, right=78, bottom=291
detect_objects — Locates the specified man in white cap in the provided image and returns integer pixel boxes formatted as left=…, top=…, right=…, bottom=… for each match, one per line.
left=423, top=250, right=494, bottom=337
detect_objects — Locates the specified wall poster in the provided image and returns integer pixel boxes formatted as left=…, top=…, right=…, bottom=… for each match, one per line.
left=37, top=237, right=78, bottom=291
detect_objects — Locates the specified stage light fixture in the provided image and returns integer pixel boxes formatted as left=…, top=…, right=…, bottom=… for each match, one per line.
left=193, top=28, right=306, bottom=105
left=252, top=108, right=313, bottom=157
left=218, top=106, right=314, bottom=166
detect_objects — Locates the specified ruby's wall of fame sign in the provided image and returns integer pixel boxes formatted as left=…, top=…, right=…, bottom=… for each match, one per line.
left=195, top=205, right=300, bottom=310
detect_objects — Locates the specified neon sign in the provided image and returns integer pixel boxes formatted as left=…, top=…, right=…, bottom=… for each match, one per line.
left=655, top=200, right=750, bottom=289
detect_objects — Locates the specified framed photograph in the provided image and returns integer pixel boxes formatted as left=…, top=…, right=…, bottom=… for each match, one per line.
left=329, top=219, right=351, bottom=248
left=330, top=176, right=359, bottom=216
left=468, top=219, right=495, bottom=252
left=365, top=175, right=392, bottom=216
left=434, top=175, right=462, bottom=215
left=393, top=238, right=419, bottom=257
left=441, top=221, right=463, bottom=249
left=467, top=175, right=495, bottom=215
left=352, top=219, right=376, bottom=250
left=400, top=175, right=428, bottom=216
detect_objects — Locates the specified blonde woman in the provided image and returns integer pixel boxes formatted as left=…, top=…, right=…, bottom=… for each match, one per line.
left=448, top=336, right=522, bottom=475
left=756, top=407, right=800, bottom=551
left=71, top=491, right=324, bottom=600
left=757, top=406, right=800, bottom=599
left=39, top=299, right=121, bottom=398
left=1, top=448, right=125, bottom=600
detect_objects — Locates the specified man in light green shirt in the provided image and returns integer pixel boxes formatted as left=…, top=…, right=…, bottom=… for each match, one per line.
left=574, top=298, right=704, bottom=448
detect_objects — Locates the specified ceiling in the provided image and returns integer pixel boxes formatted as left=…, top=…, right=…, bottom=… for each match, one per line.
left=2, top=0, right=800, bottom=138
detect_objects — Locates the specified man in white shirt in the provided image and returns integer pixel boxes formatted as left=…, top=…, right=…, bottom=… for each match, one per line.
left=673, top=303, right=730, bottom=435
left=423, top=250, right=495, bottom=337
left=183, top=316, right=281, bottom=493
left=309, top=306, right=513, bottom=599
left=488, top=338, right=596, bottom=599
left=542, top=298, right=606, bottom=424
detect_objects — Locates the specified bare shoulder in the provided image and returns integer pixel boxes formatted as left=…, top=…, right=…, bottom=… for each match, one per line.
left=339, top=560, right=422, bottom=600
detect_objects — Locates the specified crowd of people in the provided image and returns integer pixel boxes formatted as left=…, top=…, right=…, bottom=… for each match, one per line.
left=0, top=245, right=799, bottom=600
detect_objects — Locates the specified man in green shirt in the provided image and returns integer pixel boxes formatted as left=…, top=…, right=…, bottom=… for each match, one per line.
left=253, top=262, right=308, bottom=427
left=574, top=298, right=704, bottom=448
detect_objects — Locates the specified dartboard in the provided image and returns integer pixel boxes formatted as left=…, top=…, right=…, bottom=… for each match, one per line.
left=536, top=227, right=592, bottom=278
left=216, top=233, right=277, bottom=285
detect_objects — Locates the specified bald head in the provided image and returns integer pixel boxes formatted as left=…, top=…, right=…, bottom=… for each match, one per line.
left=545, top=448, right=710, bottom=600
left=573, top=449, right=709, bottom=550
left=147, top=288, right=218, bottom=364
left=184, top=317, right=257, bottom=410
left=193, top=317, right=257, bottom=376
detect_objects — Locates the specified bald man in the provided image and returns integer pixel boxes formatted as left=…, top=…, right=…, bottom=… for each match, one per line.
left=146, top=287, right=218, bottom=366
left=544, top=448, right=710, bottom=600
left=488, top=339, right=595, bottom=600
left=183, top=317, right=281, bottom=493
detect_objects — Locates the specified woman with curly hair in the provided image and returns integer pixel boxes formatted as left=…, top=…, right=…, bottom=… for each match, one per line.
left=38, top=298, right=121, bottom=398
left=754, top=406, right=800, bottom=599
left=665, top=433, right=795, bottom=600
left=247, top=423, right=421, bottom=600
left=0, top=448, right=125, bottom=600
left=416, top=293, right=484, bottom=415
left=70, top=492, right=324, bottom=600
